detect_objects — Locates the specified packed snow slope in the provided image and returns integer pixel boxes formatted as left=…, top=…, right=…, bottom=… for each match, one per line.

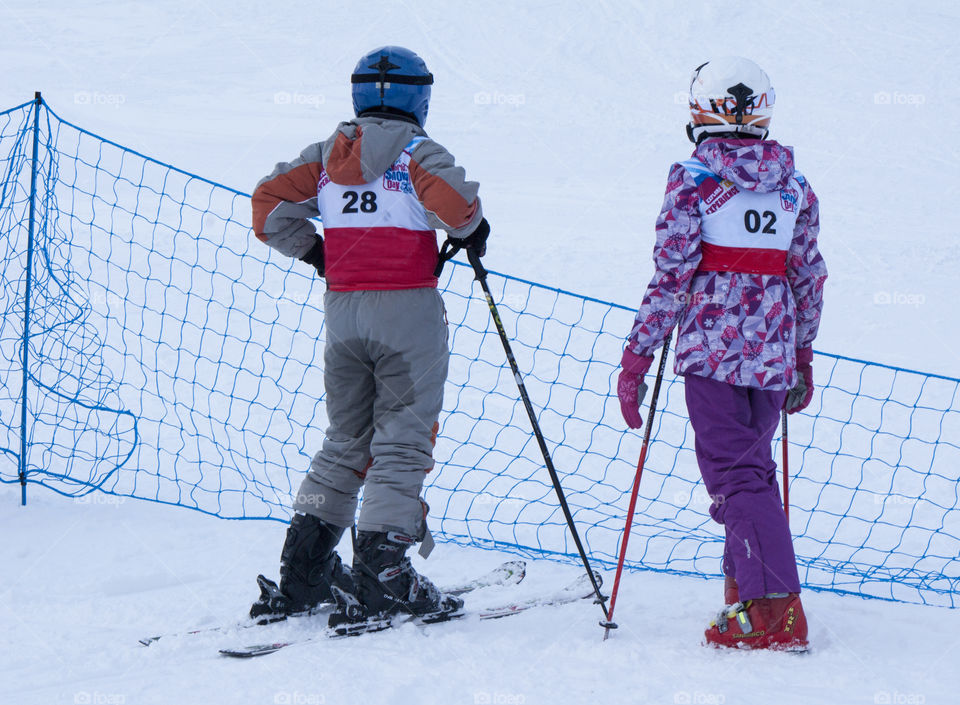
left=1, top=2, right=959, bottom=705
left=3, top=487, right=958, bottom=705
left=0, top=0, right=955, bottom=376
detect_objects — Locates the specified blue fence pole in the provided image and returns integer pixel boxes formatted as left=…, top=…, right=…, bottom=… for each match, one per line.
left=19, top=91, right=42, bottom=506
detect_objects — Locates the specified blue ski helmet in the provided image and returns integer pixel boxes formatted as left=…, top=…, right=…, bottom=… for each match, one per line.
left=351, top=46, right=433, bottom=126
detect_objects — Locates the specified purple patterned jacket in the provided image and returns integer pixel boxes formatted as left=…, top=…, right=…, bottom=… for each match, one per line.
left=626, top=139, right=827, bottom=390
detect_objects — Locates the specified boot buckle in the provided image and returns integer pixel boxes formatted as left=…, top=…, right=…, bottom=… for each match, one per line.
left=734, top=603, right=753, bottom=634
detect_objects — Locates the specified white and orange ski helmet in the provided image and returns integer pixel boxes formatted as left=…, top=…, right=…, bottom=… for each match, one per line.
left=686, top=57, right=775, bottom=143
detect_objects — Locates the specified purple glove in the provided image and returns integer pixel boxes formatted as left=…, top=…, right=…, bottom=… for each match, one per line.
left=618, top=348, right=654, bottom=429
left=785, top=347, right=814, bottom=414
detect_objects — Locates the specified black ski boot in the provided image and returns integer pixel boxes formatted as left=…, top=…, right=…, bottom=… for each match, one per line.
left=250, top=512, right=353, bottom=624
left=328, top=530, right=462, bottom=630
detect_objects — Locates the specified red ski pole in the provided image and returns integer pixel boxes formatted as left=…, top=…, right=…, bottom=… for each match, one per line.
left=601, top=334, right=672, bottom=640
left=781, top=410, right=789, bottom=524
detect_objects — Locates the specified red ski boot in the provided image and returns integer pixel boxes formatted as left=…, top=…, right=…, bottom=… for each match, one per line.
left=704, top=593, right=808, bottom=651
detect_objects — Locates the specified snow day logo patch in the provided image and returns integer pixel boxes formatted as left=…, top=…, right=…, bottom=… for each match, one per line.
left=383, top=162, right=414, bottom=194
left=780, top=188, right=798, bottom=213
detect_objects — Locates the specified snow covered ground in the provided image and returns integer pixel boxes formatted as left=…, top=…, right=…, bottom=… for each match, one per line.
left=3, top=485, right=957, bottom=705
left=2, top=0, right=959, bottom=704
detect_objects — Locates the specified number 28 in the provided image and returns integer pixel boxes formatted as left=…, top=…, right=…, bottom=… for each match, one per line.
left=342, top=190, right=378, bottom=214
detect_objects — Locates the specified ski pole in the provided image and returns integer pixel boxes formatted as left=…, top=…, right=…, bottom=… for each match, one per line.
left=601, top=333, right=671, bottom=640
left=781, top=410, right=789, bottom=524
left=464, top=248, right=608, bottom=619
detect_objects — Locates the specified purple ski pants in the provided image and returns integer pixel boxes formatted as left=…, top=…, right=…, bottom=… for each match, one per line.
left=684, top=374, right=801, bottom=600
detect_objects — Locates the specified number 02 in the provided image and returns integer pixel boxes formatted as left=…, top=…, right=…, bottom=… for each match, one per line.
left=744, top=209, right=777, bottom=234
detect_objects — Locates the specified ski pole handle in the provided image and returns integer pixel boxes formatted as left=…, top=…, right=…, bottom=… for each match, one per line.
left=466, top=246, right=487, bottom=280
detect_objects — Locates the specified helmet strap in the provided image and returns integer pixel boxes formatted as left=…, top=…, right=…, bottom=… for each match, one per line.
left=367, top=55, right=401, bottom=102
left=692, top=129, right=762, bottom=145
left=726, top=82, right=755, bottom=126
left=357, top=106, right=422, bottom=127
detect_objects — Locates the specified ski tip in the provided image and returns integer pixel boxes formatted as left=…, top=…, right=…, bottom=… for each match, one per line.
left=504, top=560, right=527, bottom=582
left=138, top=636, right=160, bottom=647
left=219, top=644, right=286, bottom=658
left=572, top=570, right=604, bottom=591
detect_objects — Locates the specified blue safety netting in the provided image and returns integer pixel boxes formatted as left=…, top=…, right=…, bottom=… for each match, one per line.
left=1, top=98, right=957, bottom=606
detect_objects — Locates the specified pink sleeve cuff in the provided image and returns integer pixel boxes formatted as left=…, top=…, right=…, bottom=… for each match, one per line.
left=796, top=347, right=814, bottom=366
left=621, top=348, right=654, bottom=376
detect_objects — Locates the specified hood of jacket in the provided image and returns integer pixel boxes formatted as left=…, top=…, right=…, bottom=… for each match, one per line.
left=694, top=138, right=795, bottom=193
left=321, top=117, right=427, bottom=185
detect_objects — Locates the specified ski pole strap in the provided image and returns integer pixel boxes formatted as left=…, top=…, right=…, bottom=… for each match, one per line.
left=434, top=236, right=462, bottom=278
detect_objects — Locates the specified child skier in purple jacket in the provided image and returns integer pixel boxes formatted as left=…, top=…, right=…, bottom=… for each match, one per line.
left=618, top=57, right=827, bottom=651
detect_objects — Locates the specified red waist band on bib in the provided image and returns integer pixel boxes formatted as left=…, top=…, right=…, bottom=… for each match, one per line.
left=324, top=226, right=439, bottom=291
left=697, top=242, right=787, bottom=276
